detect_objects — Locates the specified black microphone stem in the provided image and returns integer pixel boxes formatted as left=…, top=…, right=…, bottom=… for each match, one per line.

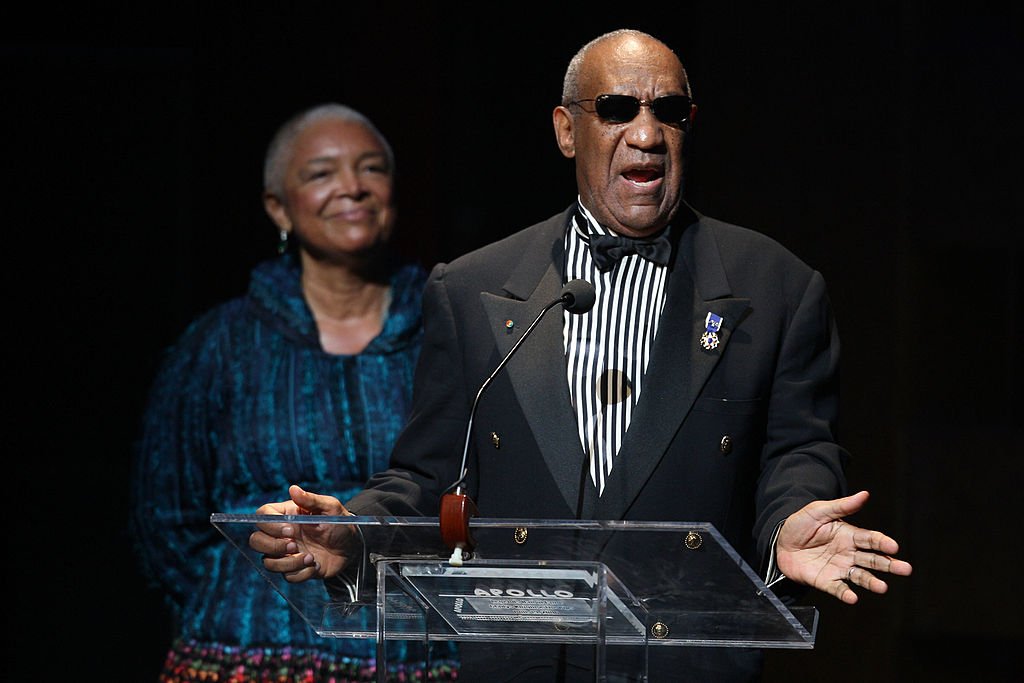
left=440, top=279, right=594, bottom=565
left=450, top=295, right=569, bottom=494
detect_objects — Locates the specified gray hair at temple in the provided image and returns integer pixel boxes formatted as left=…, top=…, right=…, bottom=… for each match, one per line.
left=262, top=103, right=395, bottom=198
left=560, top=29, right=694, bottom=105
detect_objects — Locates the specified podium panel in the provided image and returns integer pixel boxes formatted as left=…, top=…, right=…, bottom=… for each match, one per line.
left=211, top=515, right=816, bottom=681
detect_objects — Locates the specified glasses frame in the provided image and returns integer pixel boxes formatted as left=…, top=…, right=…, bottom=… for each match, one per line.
left=569, top=94, right=693, bottom=125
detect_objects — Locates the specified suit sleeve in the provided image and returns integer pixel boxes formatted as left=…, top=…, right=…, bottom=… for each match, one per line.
left=753, top=269, right=849, bottom=561
left=346, top=263, right=471, bottom=517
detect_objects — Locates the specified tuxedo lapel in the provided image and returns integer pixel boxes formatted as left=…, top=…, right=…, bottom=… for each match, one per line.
left=481, top=209, right=587, bottom=514
left=590, top=213, right=752, bottom=520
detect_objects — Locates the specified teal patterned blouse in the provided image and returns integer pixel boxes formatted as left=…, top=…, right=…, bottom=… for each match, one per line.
left=129, top=253, right=435, bottom=658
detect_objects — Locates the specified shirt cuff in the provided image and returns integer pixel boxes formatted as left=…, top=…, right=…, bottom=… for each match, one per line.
left=763, top=518, right=787, bottom=589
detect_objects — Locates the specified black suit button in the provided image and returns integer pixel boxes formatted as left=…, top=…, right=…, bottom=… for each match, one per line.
left=719, top=435, right=733, bottom=454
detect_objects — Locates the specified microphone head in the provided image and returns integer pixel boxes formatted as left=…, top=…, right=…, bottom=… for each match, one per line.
left=561, top=279, right=596, bottom=314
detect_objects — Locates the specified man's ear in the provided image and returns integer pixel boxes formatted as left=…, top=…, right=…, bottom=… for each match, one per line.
left=263, top=192, right=291, bottom=232
left=552, top=105, right=576, bottom=159
left=683, top=103, right=698, bottom=155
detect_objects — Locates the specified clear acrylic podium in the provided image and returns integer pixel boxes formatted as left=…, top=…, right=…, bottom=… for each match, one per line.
left=211, top=514, right=816, bottom=681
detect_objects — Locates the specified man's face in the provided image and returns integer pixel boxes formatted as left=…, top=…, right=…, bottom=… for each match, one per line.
left=554, top=35, right=694, bottom=238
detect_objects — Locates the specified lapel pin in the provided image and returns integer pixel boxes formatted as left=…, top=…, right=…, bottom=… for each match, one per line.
left=700, top=312, right=723, bottom=350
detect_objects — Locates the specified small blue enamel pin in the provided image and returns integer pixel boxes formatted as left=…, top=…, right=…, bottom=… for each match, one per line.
left=700, top=312, right=723, bottom=350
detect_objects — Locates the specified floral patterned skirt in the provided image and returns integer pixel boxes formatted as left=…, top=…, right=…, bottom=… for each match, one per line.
left=159, top=638, right=459, bottom=683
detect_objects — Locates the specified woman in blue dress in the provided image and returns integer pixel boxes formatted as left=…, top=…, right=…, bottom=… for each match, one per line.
left=129, top=103, right=456, bottom=682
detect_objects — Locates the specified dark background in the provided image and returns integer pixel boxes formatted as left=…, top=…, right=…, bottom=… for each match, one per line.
left=8, top=3, right=1022, bottom=680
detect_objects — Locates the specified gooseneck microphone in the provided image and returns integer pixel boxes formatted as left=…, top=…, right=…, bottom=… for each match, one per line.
left=447, top=279, right=597, bottom=494
left=440, top=279, right=596, bottom=564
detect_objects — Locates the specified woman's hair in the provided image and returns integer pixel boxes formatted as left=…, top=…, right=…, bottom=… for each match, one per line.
left=262, top=103, right=395, bottom=197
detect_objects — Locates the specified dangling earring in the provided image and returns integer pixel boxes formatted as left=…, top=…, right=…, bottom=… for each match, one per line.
left=277, top=229, right=289, bottom=254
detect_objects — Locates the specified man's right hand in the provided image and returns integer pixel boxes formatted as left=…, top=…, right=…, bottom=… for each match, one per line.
left=248, top=484, right=355, bottom=583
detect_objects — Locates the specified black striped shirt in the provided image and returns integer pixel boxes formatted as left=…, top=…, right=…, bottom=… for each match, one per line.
left=563, top=200, right=670, bottom=495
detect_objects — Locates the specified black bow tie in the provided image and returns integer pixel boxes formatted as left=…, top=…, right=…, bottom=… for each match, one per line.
left=588, top=231, right=672, bottom=272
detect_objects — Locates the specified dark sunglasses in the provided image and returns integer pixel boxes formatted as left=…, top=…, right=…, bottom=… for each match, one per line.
left=570, top=94, right=693, bottom=125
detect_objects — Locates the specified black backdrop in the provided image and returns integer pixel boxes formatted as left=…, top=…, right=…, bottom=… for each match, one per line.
left=8, top=3, right=1022, bottom=680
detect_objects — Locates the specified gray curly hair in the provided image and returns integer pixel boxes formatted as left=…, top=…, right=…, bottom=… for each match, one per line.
left=262, top=103, right=395, bottom=197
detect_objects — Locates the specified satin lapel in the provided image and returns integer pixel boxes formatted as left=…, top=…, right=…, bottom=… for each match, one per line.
left=481, top=209, right=587, bottom=514
left=590, top=215, right=752, bottom=520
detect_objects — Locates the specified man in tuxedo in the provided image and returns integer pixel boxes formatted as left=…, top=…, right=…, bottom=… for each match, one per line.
left=249, top=28, right=912, bottom=681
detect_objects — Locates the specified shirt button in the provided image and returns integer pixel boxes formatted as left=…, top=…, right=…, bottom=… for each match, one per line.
left=719, top=435, right=733, bottom=454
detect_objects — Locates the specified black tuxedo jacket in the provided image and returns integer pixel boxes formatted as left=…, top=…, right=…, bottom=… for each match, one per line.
left=348, top=204, right=848, bottom=681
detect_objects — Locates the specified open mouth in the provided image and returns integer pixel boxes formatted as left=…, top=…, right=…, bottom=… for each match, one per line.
left=622, top=168, right=663, bottom=184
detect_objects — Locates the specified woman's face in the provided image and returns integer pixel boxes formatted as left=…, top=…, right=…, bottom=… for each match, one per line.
left=266, top=118, right=395, bottom=262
